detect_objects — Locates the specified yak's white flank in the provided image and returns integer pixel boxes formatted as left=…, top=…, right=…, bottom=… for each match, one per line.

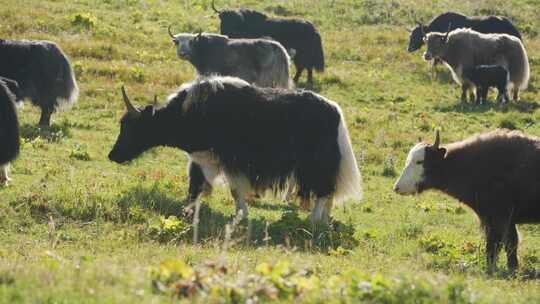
left=394, top=143, right=427, bottom=194
left=0, top=164, right=11, bottom=186
left=173, top=76, right=250, bottom=113
left=187, top=151, right=225, bottom=186
left=333, top=103, right=363, bottom=205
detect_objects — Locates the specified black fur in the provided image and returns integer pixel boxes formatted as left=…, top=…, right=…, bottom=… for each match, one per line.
left=463, top=65, right=510, bottom=103
left=408, top=12, right=522, bottom=53
left=109, top=78, right=343, bottom=204
left=0, top=79, right=20, bottom=166
left=0, top=39, right=78, bottom=126
left=216, top=7, right=324, bottom=84
left=412, top=130, right=540, bottom=272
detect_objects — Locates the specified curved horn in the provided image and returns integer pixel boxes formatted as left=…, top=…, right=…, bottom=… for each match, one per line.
left=443, top=22, right=452, bottom=42
left=211, top=0, right=221, bottom=14
left=433, top=129, right=440, bottom=149
left=153, top=95, right=158, bottom=105
left=121, top=86, right=140, bottom=114
left=168, top=24, right=175, bottom=39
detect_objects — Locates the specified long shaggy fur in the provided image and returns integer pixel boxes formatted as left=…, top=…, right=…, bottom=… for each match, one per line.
left=0, top=39, right=79, bottom=124
left=173, top=33, right=291, bottom=89
left=0, top=79, right=20, bottom=166
left=216, top=7, right=324, bottom=82
left=426, top=28, right=529, bottom=98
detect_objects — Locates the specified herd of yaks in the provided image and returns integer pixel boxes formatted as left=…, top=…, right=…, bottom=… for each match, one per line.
left=0, top=2, right=538, bottom=273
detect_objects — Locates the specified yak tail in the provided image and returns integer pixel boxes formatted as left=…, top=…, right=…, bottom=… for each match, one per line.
left=0, top=82, right=20, bottom=165
left=52, top=45, right=79, bottom=111
left=334, top=115, right=362, bottom=206
left=312, top=32, right=325, bottom=72
left=517, top=41, right=530, bottom=90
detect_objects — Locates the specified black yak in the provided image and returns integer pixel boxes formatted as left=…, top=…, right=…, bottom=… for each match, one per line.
left=407, top=12, right=522, bottom=53
left=168, top=29, right=291, bottom=88
left=0, top=39, right=79, bottom=126
left=463, top=65, right=510, bottom=104
left=424, top=28, right=529, bottom=102
left=211, top=0, right=324, bottom=85
left=108, top=76, right=362, bottom=225
left=0, top=78, right=20, bottom=186
left=394, top=129, right=540, bottom=273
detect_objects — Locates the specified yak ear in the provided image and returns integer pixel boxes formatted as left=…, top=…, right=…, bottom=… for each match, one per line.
left=437, top=147, right=447, bottom=159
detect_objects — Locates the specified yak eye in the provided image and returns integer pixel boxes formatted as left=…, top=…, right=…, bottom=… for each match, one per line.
left=416, top=160, right=424, bottom=165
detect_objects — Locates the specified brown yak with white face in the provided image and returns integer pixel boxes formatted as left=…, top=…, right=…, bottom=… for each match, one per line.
left=423, top=27, right=529, bottom=102
left=394, top=129, right=540, bottom=273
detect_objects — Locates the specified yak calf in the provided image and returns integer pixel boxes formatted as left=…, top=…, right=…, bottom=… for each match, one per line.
left=463, top=65, right=510, bottom=104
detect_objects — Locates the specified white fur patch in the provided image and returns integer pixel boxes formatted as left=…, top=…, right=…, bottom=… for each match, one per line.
left=170, top=76, right=250, bottom=113
left=188, top=151, right=225, bottom=186
left=394, top=143, right=427, bottom=194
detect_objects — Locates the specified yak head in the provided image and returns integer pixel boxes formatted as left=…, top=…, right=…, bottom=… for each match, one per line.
left=423, top=23, right=452, bottom=61
left=168, top=27, right=206, bottom=60
left=393, top=130, right=447, bottom=195
left=108, top=87, right=160, bottom=164
left=407, top=21, right=427, bottom=52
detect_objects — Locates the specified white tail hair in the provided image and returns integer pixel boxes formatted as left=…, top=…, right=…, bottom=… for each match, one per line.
left=334, top=116, right=363, bottom=205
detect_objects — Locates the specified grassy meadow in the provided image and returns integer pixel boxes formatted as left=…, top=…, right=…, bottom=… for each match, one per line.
left=1, top=0, right=540, bottom=302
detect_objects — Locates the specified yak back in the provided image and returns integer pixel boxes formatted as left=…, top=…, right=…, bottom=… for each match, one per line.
left=426, top=12, right=521, bottom=40
left=442, top=130, right=540, bottom=222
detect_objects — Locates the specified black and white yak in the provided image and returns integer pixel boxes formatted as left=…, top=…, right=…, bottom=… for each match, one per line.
left=168, top=29, right=291, bottom=89
left=463, top=65, right=510, bottom=104
left=108, top=76, right=362, bottom=225
left=407, top=12, right=522, bottom=53
left=423, top=28, right=529, bottom=102
left=0, top=39, right=79, bottom=126
left=211, top=0, right=325, bottom=85
left=0, top=78, right=20, bottom=186
left=394, top=130, right=540, bottom=273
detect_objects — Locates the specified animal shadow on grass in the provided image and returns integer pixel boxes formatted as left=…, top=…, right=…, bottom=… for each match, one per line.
left=119, top=184, right=359, bottom=252
left=434, top=99, right=539, bottom=114
left=19, top=121, right=72, bottom=142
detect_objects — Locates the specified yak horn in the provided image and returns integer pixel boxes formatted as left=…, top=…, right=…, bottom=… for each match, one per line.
left=121, top=86, right=140, bottom=114
left=211, top=0, right=221, bottom=14
left=153, top=95, right=158, bottom=105
left=433, top=129, right=440, bottom=149
left=168, top=25, right=175, bottom=39
left=443, top=22, right=452, bottom=42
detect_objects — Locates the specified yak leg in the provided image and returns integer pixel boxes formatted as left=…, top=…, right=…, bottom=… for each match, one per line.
left=484, top=221, right=504, bottom=274
left=227, top=174, right=251, bottom=220
left=460, top=84, right=469, bottom=103
left=39, top=107, right=54, bottom=126
left=504, top=223, right=519, bottom=272
left=512, top=88, right=520, bottom=102
left=310, top=196, right=332, bottom=227
left=293, top=66, right=305, bottom=83
left=307, top=68, right=314, bottom=86
left=231, top=189, right=248, bottom=220
left=475, top=87, right=483, bottom=104
left=187, top=162, right=212, bottom=203
left=0, top=164, right=10, bottom=186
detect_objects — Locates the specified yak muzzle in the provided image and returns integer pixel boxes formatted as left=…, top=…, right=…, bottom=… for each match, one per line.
left=423, top=52, right=433, bottom=61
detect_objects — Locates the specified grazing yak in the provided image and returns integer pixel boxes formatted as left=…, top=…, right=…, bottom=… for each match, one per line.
left=211, top=0, right=324, bottom=85
left=463, top=65, right=510, bottom=104
left=168, top=29, right=291, bottom=89
left=423, top=28, right=529, bottom=102
left=407, top=12, right=522, bottom=53
left=394, top=129, right=540, bottom=273
left=0, top=39, right=79, bottom=126
left=108, top=76, right=362, bottom=225
left=0, top=78, right=20, bottom=186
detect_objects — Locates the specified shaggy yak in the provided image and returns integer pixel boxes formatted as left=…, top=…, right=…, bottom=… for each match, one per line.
left=108, top=76, right=362, bottom=226
left=462, top=65, right=510, bottom=104
left=408, top=12, right=522, bottom=53
left=168, top=29, right=291, bottom=89
left=424, top=28, right=529, bottom=102
left=0, top=39, right=79, bottom=126
left=394, top=129, right=540, bottom=273
left=0, top=78, right=20, bottom=186
left=211, top=0, right=324, bottom=85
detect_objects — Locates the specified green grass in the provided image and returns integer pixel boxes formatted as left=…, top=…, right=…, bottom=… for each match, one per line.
left=1, top=0, right=540, bottom=302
